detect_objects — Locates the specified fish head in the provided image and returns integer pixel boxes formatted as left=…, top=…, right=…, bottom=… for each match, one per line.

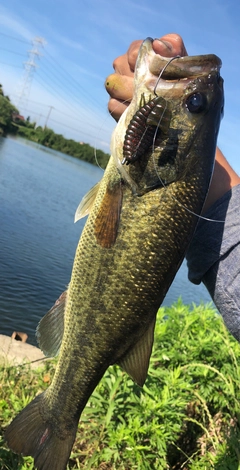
left=111, top=37, right=224, bottom=195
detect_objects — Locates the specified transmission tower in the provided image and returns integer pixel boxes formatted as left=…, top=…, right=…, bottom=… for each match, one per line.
left=16, top=37, right=47, bottom=113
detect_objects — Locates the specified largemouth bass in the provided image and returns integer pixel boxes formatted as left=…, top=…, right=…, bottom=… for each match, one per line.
left=5, top=38, right=224, bottom=470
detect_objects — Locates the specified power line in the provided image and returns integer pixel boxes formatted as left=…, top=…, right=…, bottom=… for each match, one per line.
left=31, top=73, right=93, bottom=122
left=15, top=106, right=109, bottom=143
left=32, top=69, right=110, bottom=136
left=48, top=117, right=108, bottom=141
left=9, top=94, right=111, bottom=137
left=30, top=72, right=109, bottom=137
left=43, top=48, right=103, bottom=110
left=1, top=35, right=105, bottom=117
left=35, top=61, right=94, bottom=117
left=39, top=54, right=104, bottom=117
left=0, top=35, right=104, bottom=112
left=0, top=61, right=23, bottom=68
left=0, top=31, right=31, bottom=45
left=0, top=34, right=112, bottom=146
left=9, top=95, right=51, bottom=108
left=0, top=47, right=26, bottom=57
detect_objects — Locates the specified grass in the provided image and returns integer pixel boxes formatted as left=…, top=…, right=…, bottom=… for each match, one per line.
left=1, top=299, right=240, bottom=469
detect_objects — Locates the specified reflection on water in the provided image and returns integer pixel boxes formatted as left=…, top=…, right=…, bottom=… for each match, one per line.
left=0, top=137, right=212, bottom=345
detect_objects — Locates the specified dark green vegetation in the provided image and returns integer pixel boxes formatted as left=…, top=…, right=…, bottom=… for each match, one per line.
left=0, top=84, right=110, bottom=168
left=16, top=126, right=110, bottom=168
left=1, top=301, right=240, bottom=469
left=0, top=85, right=19, bottom=136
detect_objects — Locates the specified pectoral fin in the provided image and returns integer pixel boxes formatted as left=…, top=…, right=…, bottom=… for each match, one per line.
left=36, top=290, right=67, bottom=357
left=94, top=179, right=123, bottom=248
left=117, top=318, right=156, bottom=386
left=74, top=181, right=101, bottom=222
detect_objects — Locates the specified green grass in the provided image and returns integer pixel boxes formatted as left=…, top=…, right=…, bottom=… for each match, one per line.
left=1, top=300, right=240, bottom=469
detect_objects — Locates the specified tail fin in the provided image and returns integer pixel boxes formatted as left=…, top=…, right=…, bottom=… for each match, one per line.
left=5, top=392, right=78, bottom=470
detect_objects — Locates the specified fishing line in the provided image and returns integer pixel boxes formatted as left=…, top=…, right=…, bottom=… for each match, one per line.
left=2, top=356, right=50, bottom=372
left=120, top=55, right=180, bottom=170
left=151, top=112, right=225, bottom=224
left=153, top=55, right=181, bottom=96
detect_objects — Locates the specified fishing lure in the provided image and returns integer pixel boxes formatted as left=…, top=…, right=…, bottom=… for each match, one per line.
left=122, top=96, right=167, bottom=165
left=122, top=55, right=181, bottom=166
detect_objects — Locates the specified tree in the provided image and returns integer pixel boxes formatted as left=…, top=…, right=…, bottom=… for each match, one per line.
left=0, top=83, right=110, bottom=166
left=0, top=95, right=19, bottom=135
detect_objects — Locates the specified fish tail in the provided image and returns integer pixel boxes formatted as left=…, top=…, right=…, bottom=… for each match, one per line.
left=5, top=391, right=77, bottom=470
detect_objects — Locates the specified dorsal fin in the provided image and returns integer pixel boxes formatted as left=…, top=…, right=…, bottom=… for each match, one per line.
left=36, top=290, right=67, bottom=357
left=74, top=181, right=101, bottom=222
left=94, top=179, right=123, bottom=249
left=117, top=318, right=156, bottom=386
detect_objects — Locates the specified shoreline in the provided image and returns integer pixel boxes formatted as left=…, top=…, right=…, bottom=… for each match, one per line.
left=0, top=334, right=48, bottom=369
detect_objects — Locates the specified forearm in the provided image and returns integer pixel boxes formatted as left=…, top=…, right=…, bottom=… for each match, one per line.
left=203, top=148, right=240, bottom=213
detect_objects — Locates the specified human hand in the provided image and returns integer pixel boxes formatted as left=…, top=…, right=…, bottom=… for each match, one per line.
left=105, top=33, right=188, bottom=121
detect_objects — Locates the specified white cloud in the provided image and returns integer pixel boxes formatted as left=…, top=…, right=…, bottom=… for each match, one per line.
left=56, top=36, right=84, bottom=52
left=0, top=7, right=34, bottom=41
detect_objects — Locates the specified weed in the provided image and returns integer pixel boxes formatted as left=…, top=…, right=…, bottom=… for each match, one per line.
left=1, top=300, right=240, bottom=469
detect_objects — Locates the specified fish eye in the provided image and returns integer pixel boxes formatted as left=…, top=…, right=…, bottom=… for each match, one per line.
left=185, top=92, right=206, bottom=113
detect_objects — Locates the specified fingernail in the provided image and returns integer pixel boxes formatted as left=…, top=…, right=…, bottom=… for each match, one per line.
left=154, top=38, right=173, bottom=52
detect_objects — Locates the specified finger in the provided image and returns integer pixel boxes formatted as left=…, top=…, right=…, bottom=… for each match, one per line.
left=113, top=40, right=143, bottom=75
left=108, top=98, right=129, bottom=122
left=153, top=33, right=188, bottom=57
left=126, top=40, right=143, bottom=71
left=113, top=53, right=133, bottom=75
left=105, top=74, right=133, bottom=101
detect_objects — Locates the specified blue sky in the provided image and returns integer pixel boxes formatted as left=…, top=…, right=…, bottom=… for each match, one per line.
left=0, top=0, right=240, bottom=171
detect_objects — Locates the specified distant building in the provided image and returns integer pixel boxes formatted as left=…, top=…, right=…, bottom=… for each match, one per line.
left=12, top=112, right=25, bottom=122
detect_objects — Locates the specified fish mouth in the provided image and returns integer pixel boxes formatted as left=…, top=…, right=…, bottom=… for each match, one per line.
left=134, top=37, right=222, bottom=97
left=147, top=39, right=221, bottom=79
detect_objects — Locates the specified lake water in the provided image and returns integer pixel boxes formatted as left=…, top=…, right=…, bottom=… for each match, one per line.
left=0, top=137, right=212, bottom=346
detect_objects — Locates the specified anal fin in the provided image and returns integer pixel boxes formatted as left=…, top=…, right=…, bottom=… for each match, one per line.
left=117, top=317, right=156, bottom=387
left=36, top=290, right=67, bottom=357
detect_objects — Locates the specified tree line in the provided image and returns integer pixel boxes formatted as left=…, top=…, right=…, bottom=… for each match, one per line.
left=0, top=84, right=110, bottom=168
